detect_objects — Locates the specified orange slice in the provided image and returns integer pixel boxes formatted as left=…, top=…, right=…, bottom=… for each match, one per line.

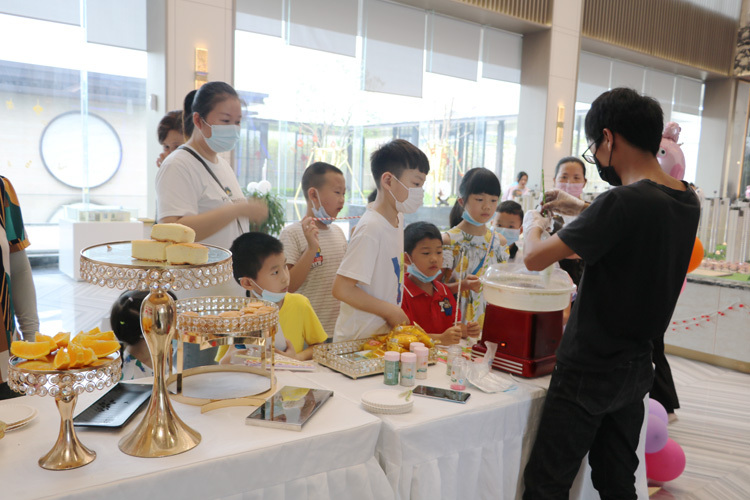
left=67, top=344, right=82, bottom=368
left=86, top=327, right=101, bottom=335
left=53, top=332, right=70, bottom=348
left=79, top=339, right=121, bottom=358
left=81, top=347, right=97, bottom=365
left=10, top=340, right=53, bottom=360
left=35, top=334, right=59, bottom=352
left=17, top=360, right=55, bottom=371
left=53, top=348, right=71, bottom=370
left=88, top=331, right=117, bottom=341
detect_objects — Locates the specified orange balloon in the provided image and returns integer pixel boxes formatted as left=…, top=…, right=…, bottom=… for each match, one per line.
left=687, top=237, right=703, bottom=273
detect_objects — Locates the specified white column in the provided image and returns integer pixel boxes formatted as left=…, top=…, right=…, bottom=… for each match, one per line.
left=515, top=0, right=583, bottom=191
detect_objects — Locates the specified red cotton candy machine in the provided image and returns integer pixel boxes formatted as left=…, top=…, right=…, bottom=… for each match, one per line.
left=472, top=264, right=574, bottom=377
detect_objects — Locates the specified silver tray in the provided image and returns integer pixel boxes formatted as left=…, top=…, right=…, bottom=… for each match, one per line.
left=313, top=340, right=437, bottom=380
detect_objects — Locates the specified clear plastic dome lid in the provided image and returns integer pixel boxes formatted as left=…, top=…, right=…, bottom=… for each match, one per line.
left=482, top=263, right=574, bottom=294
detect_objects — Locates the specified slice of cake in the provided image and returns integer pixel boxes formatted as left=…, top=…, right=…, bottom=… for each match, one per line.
left=151, top=223, right=196, bottom=243
left=131, top=240, right=170, bottom=262
left=166, top=243, right=209, bottom=265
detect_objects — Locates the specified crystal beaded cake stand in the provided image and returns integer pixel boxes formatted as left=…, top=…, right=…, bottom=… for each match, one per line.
left=80, top=241, right=233, bottom=458
left=169, top=296, right=279, bottom=413
left=7, top=353, right=122, bottom=470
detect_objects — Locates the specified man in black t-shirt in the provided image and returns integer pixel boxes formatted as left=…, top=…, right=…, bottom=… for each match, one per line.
left=520, top=88, right=700, bottom=499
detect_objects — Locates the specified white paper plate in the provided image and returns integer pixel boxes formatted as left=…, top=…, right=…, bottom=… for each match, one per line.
left=0, top=404, right=38, bottom=430
left=361, top=389, right=413, bottom=409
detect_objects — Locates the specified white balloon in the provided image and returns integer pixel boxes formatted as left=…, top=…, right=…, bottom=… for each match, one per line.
left=257, top=180, right=272, bottom=195
left=246, top=181, right=259, bottom=193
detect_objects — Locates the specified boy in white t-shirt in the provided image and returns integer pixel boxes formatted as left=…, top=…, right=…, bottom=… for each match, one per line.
left=332, top=139, right=430, bottom=342
left=279, top=163, right=347, bottom=338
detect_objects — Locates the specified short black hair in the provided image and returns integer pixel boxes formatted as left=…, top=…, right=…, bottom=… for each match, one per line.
left=301, top=162, right=344, bottom=200
left=367, top=189, right=377, bottom=203
left=157, top=110, right=183, bottom=144
left=230, top=232, right=284, bottom=283
left=585, top=87, right=664, bottom=155
left=496, top=200, right=524, bottom=220
left=404, top=221, right=442, bottom=254
left=370, top=139, right=430, bottom=188
left=110, top=290, right=176, bottom=346
left=517, top=171, right=528, bottom=182
left=183, top=81, right=240, bottom=138
left=554, top=156, right=587, bottom=180
left=449, top=168, right=502, bottom=228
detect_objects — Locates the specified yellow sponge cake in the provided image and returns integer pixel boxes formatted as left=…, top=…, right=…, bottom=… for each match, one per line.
left=151, top=223, right=195, bottom=243
left=131, top=240, right=170, bottom=262
left=166, top=243, right=209, bottom=265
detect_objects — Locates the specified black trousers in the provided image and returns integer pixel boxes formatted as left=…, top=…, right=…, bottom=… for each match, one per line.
left=650, top=336, right=680, bottom=413
left=523, top=354, right=654, bottom=500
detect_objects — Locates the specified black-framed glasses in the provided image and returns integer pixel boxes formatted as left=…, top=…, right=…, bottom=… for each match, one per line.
left=582, top=135, right=602, bottom=164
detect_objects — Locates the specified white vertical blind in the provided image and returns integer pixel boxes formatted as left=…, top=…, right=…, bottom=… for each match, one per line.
left=644, top=69, right=675, bottom=121
left=673, top=76, right=704, bottom=115
left=289, top=0, right=358, bottom=57
left=86, top=0, right=146, bottom=51
left=610, top=60, right=644, bottom=92
left=0, top=0, right=79, bottom=26
left=481, top=27, right=522, bottom=84
left=363, top=0, right=425, bottom=98
left=576, top=52, right=611, bottom=103
left=427, top=13, right=481, bottom=81
left=236, top=0, right=283, bottom=38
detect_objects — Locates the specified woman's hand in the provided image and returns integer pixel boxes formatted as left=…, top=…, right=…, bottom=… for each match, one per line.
left=236, top=197, right=269, bottom=225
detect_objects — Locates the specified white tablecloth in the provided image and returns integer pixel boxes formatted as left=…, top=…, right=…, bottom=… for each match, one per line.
left=297, top=364, right=648, bottom=500
left=0, top=372, right=393, bottom=500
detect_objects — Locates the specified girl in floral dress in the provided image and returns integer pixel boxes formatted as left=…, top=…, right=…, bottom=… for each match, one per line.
left=442, top=168, right=508, bottom=331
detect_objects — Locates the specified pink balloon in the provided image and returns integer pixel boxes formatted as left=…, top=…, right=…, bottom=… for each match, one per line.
left=646, top=413, right=669, bottom=453
left=646, top=438, right=686, bottom=482
left=649, top=398, right=669, bottom=424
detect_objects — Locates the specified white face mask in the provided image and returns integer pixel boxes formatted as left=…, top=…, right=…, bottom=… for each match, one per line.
left=202, top=119, right=240, bottom=153
left=389, top=176, right=424, bottom=214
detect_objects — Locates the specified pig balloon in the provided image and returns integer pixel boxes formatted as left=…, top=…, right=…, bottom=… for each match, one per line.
left=657, top=122, right=685, bottom=180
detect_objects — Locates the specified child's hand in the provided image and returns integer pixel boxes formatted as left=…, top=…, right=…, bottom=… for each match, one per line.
left=275, top=338, right=296, bottom=357
left=466, top=321, right=481, bottom=338
left=384, top=305, right=409, bottom=327
left=463, top=274, right=482, bottom=293
left=441, top=325, right=463, bottom=345
left=300, top=216, right=320, bottom=249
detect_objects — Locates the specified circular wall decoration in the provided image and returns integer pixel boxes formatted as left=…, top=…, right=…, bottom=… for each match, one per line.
left=40, top=111, right=122, bottom=189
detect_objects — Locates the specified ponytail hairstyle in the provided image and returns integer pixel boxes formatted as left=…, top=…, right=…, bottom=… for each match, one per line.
left=448, top=168, right=502, bottom=228
left=182, top=81, right=240, bottom=138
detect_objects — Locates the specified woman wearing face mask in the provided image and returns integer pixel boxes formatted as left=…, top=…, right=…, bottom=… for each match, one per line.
left=551, top=156, right=587, bottom=290
left=156, top=82, right=268, bottom=270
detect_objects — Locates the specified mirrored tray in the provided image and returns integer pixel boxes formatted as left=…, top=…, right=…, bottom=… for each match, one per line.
left=79, top=241, right=233, bottom=291
left=313, top=340, right=437, bottom=380
left=7, top=353, right=122, bottom=470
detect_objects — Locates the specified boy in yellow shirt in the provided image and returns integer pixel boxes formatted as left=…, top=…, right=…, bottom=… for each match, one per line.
left=218, top=232, right=327, bottom=362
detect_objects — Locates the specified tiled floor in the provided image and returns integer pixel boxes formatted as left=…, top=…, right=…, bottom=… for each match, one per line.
left=30, top=268, right=750, bottom=499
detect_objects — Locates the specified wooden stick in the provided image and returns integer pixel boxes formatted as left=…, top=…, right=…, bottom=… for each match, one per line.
left=454, top=248, right=463, bottom=325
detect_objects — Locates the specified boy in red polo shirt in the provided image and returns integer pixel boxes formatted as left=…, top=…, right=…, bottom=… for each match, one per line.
left=401, top=222, right=480, bottom=345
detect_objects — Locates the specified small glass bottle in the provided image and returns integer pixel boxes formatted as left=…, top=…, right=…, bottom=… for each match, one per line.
left=450, top=357, right=467, bottom=391
left=384, top=351, right=400, bottom=386
left=400, top=352, right=416, bottom=387
left=414, top=346, right=429, bottom=379
left=446, top=345, right=462, bottom=376
left=409, top=342, right=425, bottom=353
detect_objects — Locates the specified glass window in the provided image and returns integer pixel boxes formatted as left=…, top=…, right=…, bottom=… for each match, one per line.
left=233, top=16, right=520, bottom=229
left=0, top=12, right=147, bottom=253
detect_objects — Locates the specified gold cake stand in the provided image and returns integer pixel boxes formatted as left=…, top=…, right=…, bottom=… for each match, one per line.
left=170, top=296, right=279, bottom=413
left=7, top=353, right=122, bottom=470
left=80, top=241, right=233, bottom=458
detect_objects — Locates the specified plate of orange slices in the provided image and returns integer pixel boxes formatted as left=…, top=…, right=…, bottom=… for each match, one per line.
left=10, top=328, right=121, bottom=371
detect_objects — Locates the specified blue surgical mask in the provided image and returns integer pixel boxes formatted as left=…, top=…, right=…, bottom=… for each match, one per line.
left=497, top=227, right=521, bottom=246
left=311, top=189, right=334, bottom=225
left=462, top=210, right=485, bottom=227
left=202, top=119, right=240, bottom=153
left=407, top=263, right=441, bottom=283
left=250, top=281, right=287, bottom=303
